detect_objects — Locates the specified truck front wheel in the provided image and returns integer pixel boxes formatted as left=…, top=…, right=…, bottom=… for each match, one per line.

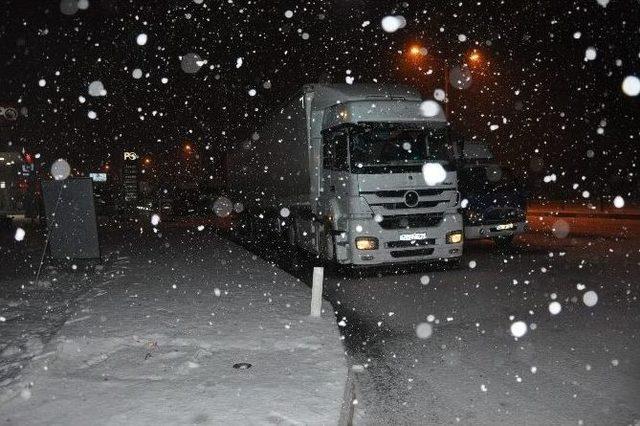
left=324, top=233, right=336, bottom=263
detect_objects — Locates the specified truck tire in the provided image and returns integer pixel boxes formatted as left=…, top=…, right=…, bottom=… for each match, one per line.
left=320, top=231, right=344, bottom=277
left=324, top=232, right=336, bottom=263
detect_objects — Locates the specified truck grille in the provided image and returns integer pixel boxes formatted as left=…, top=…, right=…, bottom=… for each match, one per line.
left=371, top=200, right=446, bottom=210
left=386, top=239, right=436, bottom=248
left=390, top=248, right=435, bottom=258
left=362, top=189, right=446, bottom=198
left=378, top=213, right=443, bottom=230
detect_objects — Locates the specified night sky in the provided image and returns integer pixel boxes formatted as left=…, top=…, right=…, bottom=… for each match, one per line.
left=1, top=0, right=638, bottom=198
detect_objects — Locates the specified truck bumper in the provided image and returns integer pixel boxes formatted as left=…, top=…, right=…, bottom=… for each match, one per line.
left=464, top=221, right=526, bottom=240
left=340, top=213, right=463, bottom=266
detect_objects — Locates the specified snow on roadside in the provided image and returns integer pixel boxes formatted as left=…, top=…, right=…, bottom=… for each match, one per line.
left=0, top=251, right=120, bottom=398
left=1, top=229, right=347, bottom=424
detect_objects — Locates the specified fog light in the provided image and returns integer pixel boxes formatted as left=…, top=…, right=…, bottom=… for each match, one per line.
left=446, top=231, right=463, bottom=244
left=355, top=237, right=379, bottom=250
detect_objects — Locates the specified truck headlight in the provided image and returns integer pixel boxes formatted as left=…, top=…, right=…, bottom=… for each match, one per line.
left=446, top=231, right=463, bottom=244
left=355, top=237, right=379, bottom=250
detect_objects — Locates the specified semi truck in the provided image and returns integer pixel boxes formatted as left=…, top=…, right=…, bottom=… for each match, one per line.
left=457, top=142, right=527, bottom=246
left=227, top=84, right=463, bottom=267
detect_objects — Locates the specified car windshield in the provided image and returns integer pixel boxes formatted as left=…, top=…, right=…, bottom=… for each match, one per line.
left=459, top=165, right=517, bottom=193
left=350, top=124, right=453, bottom=170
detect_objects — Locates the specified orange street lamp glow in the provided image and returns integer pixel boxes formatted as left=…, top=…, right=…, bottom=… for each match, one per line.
left=468, top=51, right=481, bottom=63
left=408, top=45, right=427, bottom=57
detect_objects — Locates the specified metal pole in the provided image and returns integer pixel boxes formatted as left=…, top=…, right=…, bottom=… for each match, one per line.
left=310, top=266, right=324, bottom=317
left=444, top=62, right=450, bottom=121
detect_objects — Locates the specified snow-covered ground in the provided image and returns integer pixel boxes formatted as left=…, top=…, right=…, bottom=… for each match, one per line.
left=0, top=224, right=348, bottom=425
left=0, top=223, right=107, bottom=390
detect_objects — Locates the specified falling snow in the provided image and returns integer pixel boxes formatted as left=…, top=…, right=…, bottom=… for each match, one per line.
left=0, top=3, right=638, bottom=424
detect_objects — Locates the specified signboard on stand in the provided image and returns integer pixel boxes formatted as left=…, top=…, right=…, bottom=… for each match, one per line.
left=42, top=178, right=100, bottom=260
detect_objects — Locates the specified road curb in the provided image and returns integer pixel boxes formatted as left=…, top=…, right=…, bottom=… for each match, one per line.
left=339, top=366, right=366, bottom=425
left=339, top=367, right=355, bottom=425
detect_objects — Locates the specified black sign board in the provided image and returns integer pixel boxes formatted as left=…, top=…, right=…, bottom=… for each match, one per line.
left=42, top=178, right=100, bottom=260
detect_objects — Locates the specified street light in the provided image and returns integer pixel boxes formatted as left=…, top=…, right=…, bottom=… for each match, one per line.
left=410, top=45, right=427, bottom=56
left=408, top=44, right=428, bottom=58
left=405, top=44, right=451, bottom=115
left=466, top=50, right=482, bottom=66
left=403, top=44, right=489, bottom=119
left=183, top=142, right=193, bottom=154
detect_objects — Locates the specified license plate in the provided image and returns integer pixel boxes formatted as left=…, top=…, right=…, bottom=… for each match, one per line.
left=399, top=232, right=428, bottom=241
left=495, top=223, right=514, bottom=231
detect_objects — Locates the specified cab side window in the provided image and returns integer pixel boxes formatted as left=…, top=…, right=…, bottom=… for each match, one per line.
left=323, top=131, right=349, bottom=171
left=322, top=132, right=335, bottom=170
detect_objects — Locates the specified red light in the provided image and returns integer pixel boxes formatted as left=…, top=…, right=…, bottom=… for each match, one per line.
left=24, top=153, right=33, bottom=164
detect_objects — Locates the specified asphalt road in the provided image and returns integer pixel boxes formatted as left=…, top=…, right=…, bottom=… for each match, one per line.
left=236, top=228, right=640, bottom=425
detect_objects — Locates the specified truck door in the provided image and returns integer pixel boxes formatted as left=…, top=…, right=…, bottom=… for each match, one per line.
left=320, top=128, right=350, bottom=230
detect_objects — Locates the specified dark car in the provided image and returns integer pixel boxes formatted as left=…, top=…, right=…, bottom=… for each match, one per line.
left=458, top=163, right=527, bottom=246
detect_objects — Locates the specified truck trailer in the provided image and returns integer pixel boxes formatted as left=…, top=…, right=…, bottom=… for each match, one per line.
left=227, top=84, right=463, bottom=266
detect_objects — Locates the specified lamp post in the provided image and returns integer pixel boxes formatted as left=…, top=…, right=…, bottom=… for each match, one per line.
left=406, top=45, right=486, bottom=121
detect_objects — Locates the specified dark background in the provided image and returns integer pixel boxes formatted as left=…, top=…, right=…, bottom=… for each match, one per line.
left=1, top=0, right=638, bottom=199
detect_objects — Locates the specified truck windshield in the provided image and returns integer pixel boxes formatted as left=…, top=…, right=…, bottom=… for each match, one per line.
left=350, top=124, right=453, bottom=172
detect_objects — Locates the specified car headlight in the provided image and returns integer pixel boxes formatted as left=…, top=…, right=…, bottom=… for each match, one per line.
left=446, top=231, right=463, bottom=244
left=355, top=237, right=379, bottom=250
